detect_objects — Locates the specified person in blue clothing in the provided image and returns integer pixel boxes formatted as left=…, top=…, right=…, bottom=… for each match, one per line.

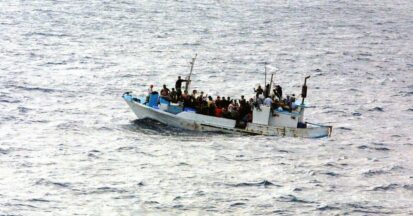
left=145, top=84, right=154, bottom=104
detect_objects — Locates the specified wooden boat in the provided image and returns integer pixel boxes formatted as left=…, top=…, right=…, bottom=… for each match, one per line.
left=123, top=56, right=332, bottom=138
left=123, top=93, right=332, bottom=138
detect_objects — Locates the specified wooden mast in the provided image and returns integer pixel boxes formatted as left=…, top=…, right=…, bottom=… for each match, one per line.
left=269, top=73, right=274, bottom=96
left=185, top=54, right=197, bottom=92
left=264, top=62, right=267, bottom=86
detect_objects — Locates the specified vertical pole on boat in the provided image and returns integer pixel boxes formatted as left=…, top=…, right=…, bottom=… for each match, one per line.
left=301, top=76, right=311, bottom=106
left=264, top=62, right=267, bottom=86
left=185, top=54, right=197, bottom=92
left=269, top=73, right=274, bottom=94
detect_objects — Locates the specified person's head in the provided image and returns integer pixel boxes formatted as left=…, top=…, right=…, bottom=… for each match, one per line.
left=241, top=95, right=244, bottom=99
left=208, top=96, right=212, bottom=100
left=200, top=91, right=204, bottom=95
left=184, top=90, right=188, bottom=94
left=163, top=84, right=166, bottom=88
left=178, top=76, right=181, bottom=79
left=227, top=97, right=230, bottom=100
left=150, top=84, right=153, bottom=88
left=172, top=88, right=175, bottom=91
left=192, top=90, right=197, bottom=95
left=217, top=96, right=220, bottom=100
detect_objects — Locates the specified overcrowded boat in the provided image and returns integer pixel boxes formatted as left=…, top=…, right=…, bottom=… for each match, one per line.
left=123, top=55, right=332, bottom=138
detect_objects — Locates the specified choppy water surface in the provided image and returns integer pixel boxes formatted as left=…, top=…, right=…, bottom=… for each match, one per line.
left=1, top=0, right=412, bottom=215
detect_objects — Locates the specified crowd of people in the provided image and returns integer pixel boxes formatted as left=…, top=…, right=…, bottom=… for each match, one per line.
left=146, top=76, right=300, bottom=126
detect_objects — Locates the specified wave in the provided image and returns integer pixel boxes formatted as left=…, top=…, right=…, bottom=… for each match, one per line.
left=357, top=145, right=390, bottom=151
left=226, top=180, right=279, bottom=188
left=344, top=203, right=391, bottom=215
left=230, top=202, right=246, bottom=207
left=28, top=198, right=50, bottom=203
left=18, top=106, right=31, bottom=113
left=89, top=186, right=127, bottom=194
left=322, top=171, right=339, bottom=177
left=35, top=178, right=71, bottom=189
left=0, top=98, right=21, bottom=104
left=172, top=204, right=184, bottom=209
left=399, top=91, right=413, bottom=97
left=26, top=32, right=72, bottom=38
left=7, top=84, right=62, bottom=93
left=322, top=110, right=346, bottom=114
left=368, top=107, right=384, bottom=112
left=363, top=169, right=388, bottom=177
left=352, top=112, right=362, bottom=116
left=372, top=183, right=413, bottom=191
left=336, top=126, right=352, bottom=131
left=0, top=148, right=10, bottom=155
left=278, top=194, right=314, bottom=204
left=317, top=205, right=340, bottom=211
left=116, top=146, right=136, bottom=151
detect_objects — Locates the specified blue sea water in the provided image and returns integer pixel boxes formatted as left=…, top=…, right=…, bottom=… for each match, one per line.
left=0, top=0, right=412, bottom=215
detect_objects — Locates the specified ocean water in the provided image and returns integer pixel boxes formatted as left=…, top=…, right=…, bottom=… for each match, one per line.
left=1, top=0, right=412, bottom=215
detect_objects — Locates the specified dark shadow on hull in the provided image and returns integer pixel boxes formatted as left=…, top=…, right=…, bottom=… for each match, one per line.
left=126, top=118, right=233, bottom=137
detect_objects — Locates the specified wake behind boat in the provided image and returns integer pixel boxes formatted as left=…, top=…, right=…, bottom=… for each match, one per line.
left=123, top=56, right=332, bottom=138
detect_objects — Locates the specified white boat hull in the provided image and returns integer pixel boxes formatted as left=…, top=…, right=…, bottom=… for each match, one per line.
left=125, top=100, right=227, bottom=132
left=124, top=97, right=332, bottom=138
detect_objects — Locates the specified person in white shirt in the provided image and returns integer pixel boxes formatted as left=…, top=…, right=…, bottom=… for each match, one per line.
left=263, top=97, right=273, bottom=106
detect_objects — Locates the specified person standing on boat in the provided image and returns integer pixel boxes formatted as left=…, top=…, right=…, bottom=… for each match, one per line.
left=215, top=96, right=222, bottom=108
left=254, top=85, right=264, bottom=98
left=227, top=97, right=232, bottom=107
left=274, top=85, right=283, bottom=100
left=221, top=97, right=227, bottom=109
left=207, top=96, right=216, bottom=116
left=175, top=76, right=189, bottom=96
left=240, top=95, right=247, bottom=107
left=264, top=84, right=271, bottom=98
